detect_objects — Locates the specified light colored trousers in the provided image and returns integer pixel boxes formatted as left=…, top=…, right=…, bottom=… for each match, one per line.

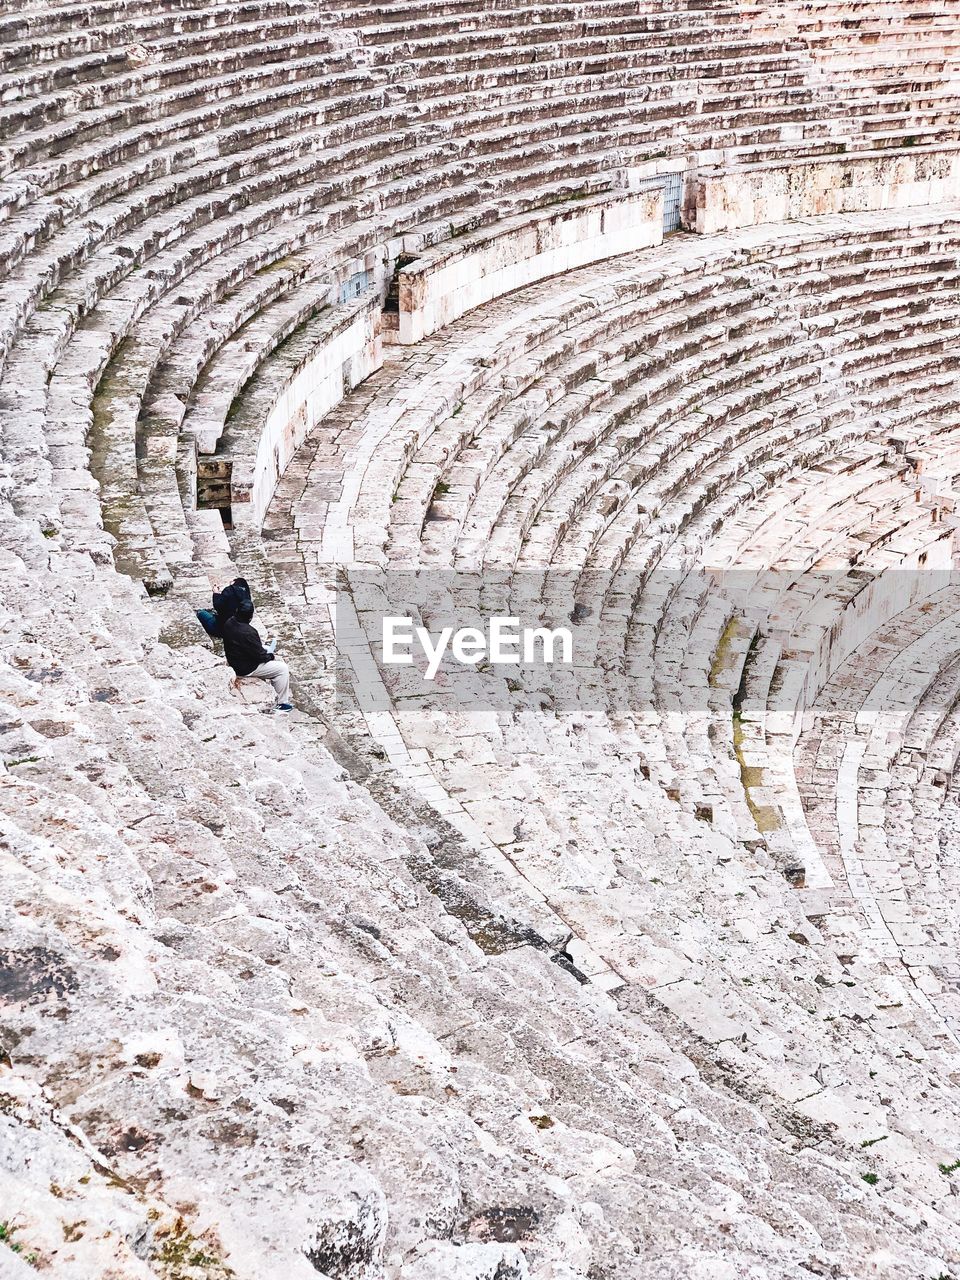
left=247, top=659, right=291, bottom=705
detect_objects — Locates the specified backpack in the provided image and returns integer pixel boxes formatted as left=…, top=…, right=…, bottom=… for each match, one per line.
left=196, top=608, right=221, bottom=638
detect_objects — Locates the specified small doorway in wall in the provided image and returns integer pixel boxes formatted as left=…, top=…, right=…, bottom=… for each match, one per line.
left=339, top=268, right=373, bottom=304
left=633, top=172, right=683, bottom=233
left=196, top=457, right=233, bottom=529
left=381, top=254, right=418, bottom=340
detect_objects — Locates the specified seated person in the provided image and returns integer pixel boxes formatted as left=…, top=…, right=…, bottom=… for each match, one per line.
left=197, top=577, right=252, bottom=640
left=212, top=577, right=252, bottom=631
left=222, top=600, right=293, bottom=712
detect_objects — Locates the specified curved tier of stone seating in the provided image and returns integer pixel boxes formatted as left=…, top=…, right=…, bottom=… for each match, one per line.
left=0, top=13, right=815, bottom=218
left=794, top=584, right=960, bottom=1024
left=4, top=4, right=960, bottom=1274
left=183, top=190, right=664, bottom=546
left=584, top=368, right=960, bottom=874
left=715, top=499, right=955, bottom=872
left=1, top=132, right=633, bottom=596
left=12, top=512, right=911, bottom=1279
left=5, top=206, right=958, bottom=1274
left=396, top=189, right=664, bottom=343
left=249, top=209, right=960, bottom=1221
left=0, top=0, right=956, bottom=625
left=356, top=214, right=960, bottom=572
left=1, top=0, right=958, bottom=382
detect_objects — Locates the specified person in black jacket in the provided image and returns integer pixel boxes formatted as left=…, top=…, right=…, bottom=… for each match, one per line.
left=223, top=600, right=293, bottom=711
left=212, top=577, right=252, bottom=632
left=196, top=577, right=253, bottom=640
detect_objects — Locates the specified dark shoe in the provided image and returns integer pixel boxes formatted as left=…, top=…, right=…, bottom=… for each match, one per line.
left=276, top=703, right=294, bottom=712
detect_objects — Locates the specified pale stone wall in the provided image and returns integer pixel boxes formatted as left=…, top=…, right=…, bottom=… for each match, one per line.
left=398, top=190, right=664, bottom=344
left=694, top=148, right=960, bottom=233
left=228, top=292, right=382, bottom=529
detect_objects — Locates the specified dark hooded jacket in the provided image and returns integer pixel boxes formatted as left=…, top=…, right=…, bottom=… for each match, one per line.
left=212, top=578, right=252, bottom=629
left=222, top=616, right=271, bottom=677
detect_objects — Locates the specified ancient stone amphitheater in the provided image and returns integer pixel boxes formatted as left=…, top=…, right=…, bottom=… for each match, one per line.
left=5, top=1, right=960, bottom=1277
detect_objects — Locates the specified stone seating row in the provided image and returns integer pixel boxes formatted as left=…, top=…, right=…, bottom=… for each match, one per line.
left=0, top=17, right=340, bottom=98
left=0, top=44, right=855, bottom=234
left=4, top=508, right=959, bottom=1279
left=788, top=4, right=960, bottom=54
left=0, top=80, right=668, bottom=278
left=296, top=210, right=960, bottom=577
left=197, top=192, right=670, bottom=537
left=4, top=206, right=341, bottom=568
left=0, top=0, right=752, bottom=72
left=569, top=470, right=944, bottom=871
left=710, top=403, right=960, bottom=858
left=0, top=195, right=463, bottom=588
left=0, top=117, right=647, bottom=450
left=1, top=0, right=957, bottom=250
left=264, top=212, right=942, bottom=632
left=0, top=46, right=947, bottom=175
left=16, top=155, right=664, bottom=585
left=396, top=249, right=960, bottom=579
left=181, top=271, right=344, bottom=457
left=516, top=400, right=954, bottom=997
left=594, top=378, right=960, bottom=847
left=9, top=55, right=814, bottom=309
left=403, top=294, right=798, bottom=565
left=19, top=207, right=387, bottom=582
left=0, top=8, right=957, bottom=483
left=5, top=54, right=833, bottom=257
left=626, top=413, right=944, bottom=630
left=793, top=586, right=960, bottom=999
left=0, top=0, right=333, bottom=63
left=4, top=36, right=716, bottom=206
left=731, top=503, right=956, bottom=836
left=266, top=211, right=960, bottom=1044
left=1, top=0, right=957, bottom=113
left=863, top=648, right=960, bottom=899
left=0, top=22, right=808, bottom=113
left=0, top=25, right=824, bottom=158
left=257, top=348, right=960, bottom=1208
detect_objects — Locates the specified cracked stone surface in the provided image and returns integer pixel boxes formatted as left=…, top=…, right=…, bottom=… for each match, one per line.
left=2, top=3, right=960, bottom=1278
